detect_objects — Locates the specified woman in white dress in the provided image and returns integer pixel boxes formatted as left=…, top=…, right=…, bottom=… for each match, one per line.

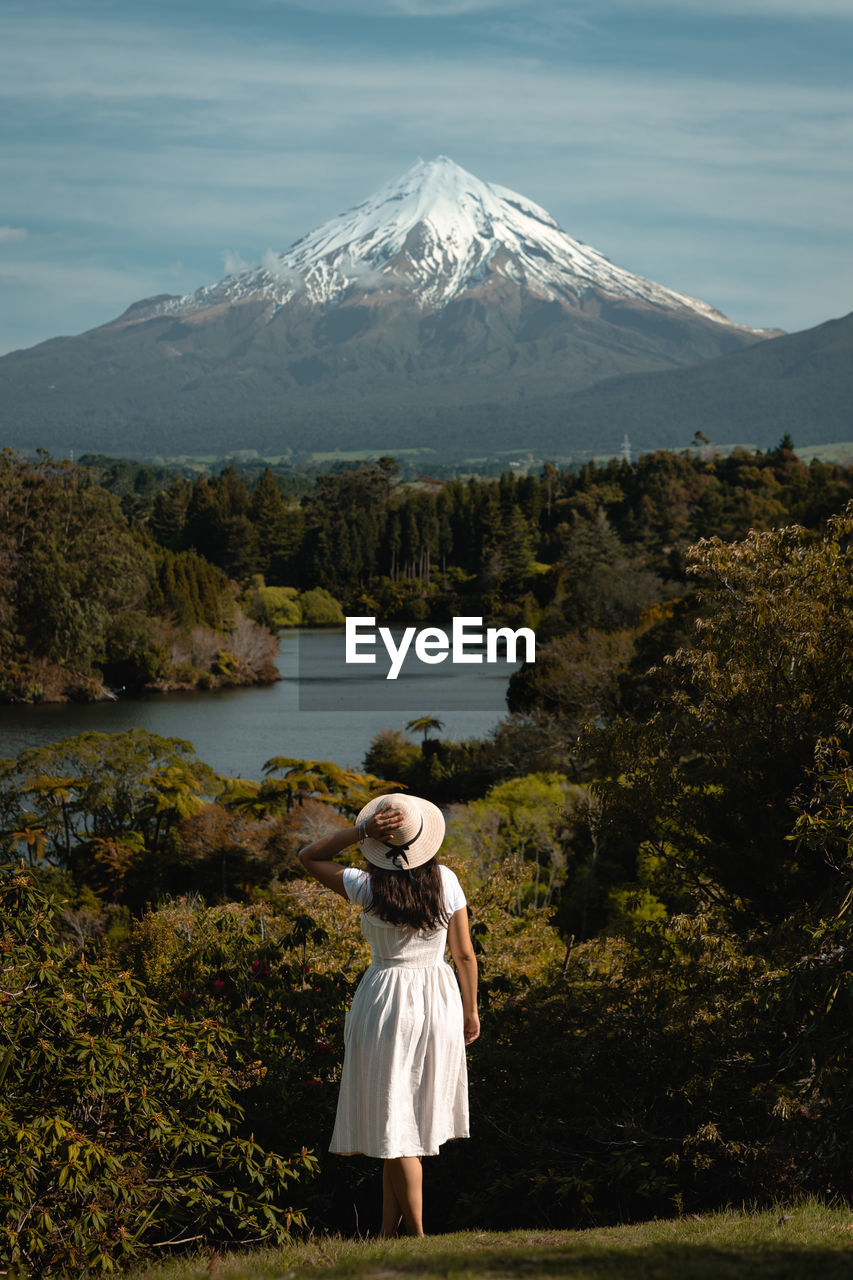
left=298, top=792, right=479, bottom=1237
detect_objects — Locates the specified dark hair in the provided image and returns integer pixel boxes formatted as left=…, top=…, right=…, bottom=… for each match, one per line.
left=366, top=859, right=450, bottom=932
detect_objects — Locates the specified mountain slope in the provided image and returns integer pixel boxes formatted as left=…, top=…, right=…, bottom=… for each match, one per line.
left=529, top=309, right=853, bottom=457
left=0, top=157, right=779, bottom=459
left=132, top=155, right=758, bottom=325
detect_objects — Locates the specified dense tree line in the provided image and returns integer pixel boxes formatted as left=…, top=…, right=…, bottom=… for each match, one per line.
left=11, top=436, right=852, bottom=691
left=127, top=439, right=853, bottom=634
left=0, top=451, right=277, bottom=701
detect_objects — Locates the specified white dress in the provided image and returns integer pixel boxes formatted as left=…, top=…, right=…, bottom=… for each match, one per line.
left=329, top=864, right=470, bottom=1159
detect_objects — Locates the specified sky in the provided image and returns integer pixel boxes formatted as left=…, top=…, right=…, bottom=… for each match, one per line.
left=1, top=0, right=851, bottom=355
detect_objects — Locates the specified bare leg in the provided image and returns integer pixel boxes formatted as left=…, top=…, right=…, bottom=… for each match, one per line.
left=383, top=1157, right=424, bottom=1237
left=380, top=1161, right=403, bottom=1237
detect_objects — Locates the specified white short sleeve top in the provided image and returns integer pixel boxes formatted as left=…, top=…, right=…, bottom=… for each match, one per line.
left=342, top=863, right=467, bottom=916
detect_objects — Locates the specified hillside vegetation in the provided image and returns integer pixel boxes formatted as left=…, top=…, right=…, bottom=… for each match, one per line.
left=94, top=435, right=853, bottom=635
left=0, top=451, right=278, bottom=701
left=2, top=440, right=853, bottom=1275
left=3, top=306, right=848, bottom=463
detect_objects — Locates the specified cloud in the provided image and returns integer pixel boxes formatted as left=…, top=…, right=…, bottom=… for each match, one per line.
left=0, top=226, right=28, bottom=243
left=616, top=1, right=853, bottom=15
left=334, top=255, right=411, bottom=290
left=2, top=20, right=848, bottom=190
left=354, top=0, right=515, bottom=12
left=0, top=5, right=850, bottom=341
left=258, top=0, right=519, bottom=14
left=223, top=249, right=250, bottom=275
left=263, top=0, right=853, bottom=15
left=260, top=249, right=303, bottom=289
left=0, top=257, right=183, bottom=355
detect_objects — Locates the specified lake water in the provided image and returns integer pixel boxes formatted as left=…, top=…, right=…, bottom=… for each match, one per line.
left=0, top=629, right=519, bottom=779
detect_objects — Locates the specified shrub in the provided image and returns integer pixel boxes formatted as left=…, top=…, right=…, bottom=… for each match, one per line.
left=440, top=914, right=787, bottom=1232
left=363, top=729, right=422, bottom=782
left=299, top=588, right=344, bottom=626
left=246, top=582, right=303, bottom=631
left=128, top=890, right=365, bottom=1165
left=0, top=867, right=316, bottom=1276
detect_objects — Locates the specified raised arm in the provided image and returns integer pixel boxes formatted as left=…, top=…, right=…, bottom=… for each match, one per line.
left=447, top=908, right=480, bottom=1044
left=298, top=805, right=405, bottom=896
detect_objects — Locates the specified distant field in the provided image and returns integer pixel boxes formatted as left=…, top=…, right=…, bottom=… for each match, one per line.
left=125, top=1202, right=852, bottom=1280
left=794, top=441, right=853, bottom=464
left=145, top=440, right=853, bottom=473
left=308, top=448, right=437, bottom=462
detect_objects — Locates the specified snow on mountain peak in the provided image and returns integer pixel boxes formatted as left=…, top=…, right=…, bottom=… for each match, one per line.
left=147, top=157, right=756, bottom=331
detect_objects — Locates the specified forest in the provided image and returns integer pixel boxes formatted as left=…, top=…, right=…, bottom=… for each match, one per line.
left=2, top=437, right=853, bottom=1275
left=3, top=439, right=853, bottom=702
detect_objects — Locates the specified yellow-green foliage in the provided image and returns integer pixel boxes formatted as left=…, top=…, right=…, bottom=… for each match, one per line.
left=244, top=580, right=303, bottom=631
left=130, top=884, right=370, bottom=991
left=0, top=868, right=316, bottom=1278
left=465, top=853, right=565, bottom=992
left=299, top=587, right=345, bottom=625
left=443, top=772, right=586, bottom=909
left=607, top=884, right=668, bottom=930
left=243, top=579, right=345, bottom=629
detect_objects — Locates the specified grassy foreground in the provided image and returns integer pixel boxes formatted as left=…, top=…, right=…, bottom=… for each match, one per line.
left=126, top=1202, right=852, bottom=1280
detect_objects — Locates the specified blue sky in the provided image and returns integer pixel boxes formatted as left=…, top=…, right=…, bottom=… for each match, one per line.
left=1, top=0, right=851, bottom=354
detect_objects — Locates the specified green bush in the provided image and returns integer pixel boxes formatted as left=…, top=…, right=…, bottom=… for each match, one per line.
left=298, top=588, right=344, bottom=626
left=244, top=579, right=303, bottom=631
left=0, top=730, right=218, bottom=912
left=128, top=894, right=360, bottom=1183
left=440, top=914, right=787, bottom=1231
left=0, top=867, right=316, bottom=1276
left=127, top=867, right=565, bottom=1236
left=363, top=728, right=422, bottom=781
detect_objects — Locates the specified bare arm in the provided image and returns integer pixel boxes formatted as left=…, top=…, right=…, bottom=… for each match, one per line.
left=448, top=907, right=480, bottom=1044
left=298, top=806, right=405, bottom=896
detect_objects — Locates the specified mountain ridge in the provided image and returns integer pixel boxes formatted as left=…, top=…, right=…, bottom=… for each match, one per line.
left=529, top=308, right=853, bottom=458
left=121, top=156, right=775, bottom=332
left=0, top=156, right=787, bottom=459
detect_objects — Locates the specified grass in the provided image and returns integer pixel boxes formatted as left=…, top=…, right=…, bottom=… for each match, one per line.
left=126, top=1202, right=852, bottom=1280
left=793, top=441, right=853, bottom=464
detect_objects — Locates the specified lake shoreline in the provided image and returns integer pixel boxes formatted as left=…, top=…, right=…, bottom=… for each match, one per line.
left=1, top=661, right=282, bottom=706
left=0, top=631, right=518, bottom=777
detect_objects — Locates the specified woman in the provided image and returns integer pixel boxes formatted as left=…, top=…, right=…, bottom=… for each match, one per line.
left=298, top=791, right=479, bottom=1237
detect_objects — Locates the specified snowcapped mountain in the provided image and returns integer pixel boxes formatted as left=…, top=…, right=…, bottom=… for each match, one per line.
left=0, top=157, right=782, bottom=460
left=132, top=156, right=760, bottom=332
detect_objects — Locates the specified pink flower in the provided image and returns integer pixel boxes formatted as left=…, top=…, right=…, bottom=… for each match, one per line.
left=213, top=979, right=225, bottom=991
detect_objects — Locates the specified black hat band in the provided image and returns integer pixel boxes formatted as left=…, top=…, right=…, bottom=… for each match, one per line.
left=382, top=816, right=424, bottom=870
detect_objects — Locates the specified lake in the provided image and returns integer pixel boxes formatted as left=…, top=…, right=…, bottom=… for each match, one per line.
left=0, top=629, right=520, bottom=779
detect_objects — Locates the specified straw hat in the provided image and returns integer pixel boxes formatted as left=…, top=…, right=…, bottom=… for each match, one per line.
left=356, top=792, right=446, bottom=870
